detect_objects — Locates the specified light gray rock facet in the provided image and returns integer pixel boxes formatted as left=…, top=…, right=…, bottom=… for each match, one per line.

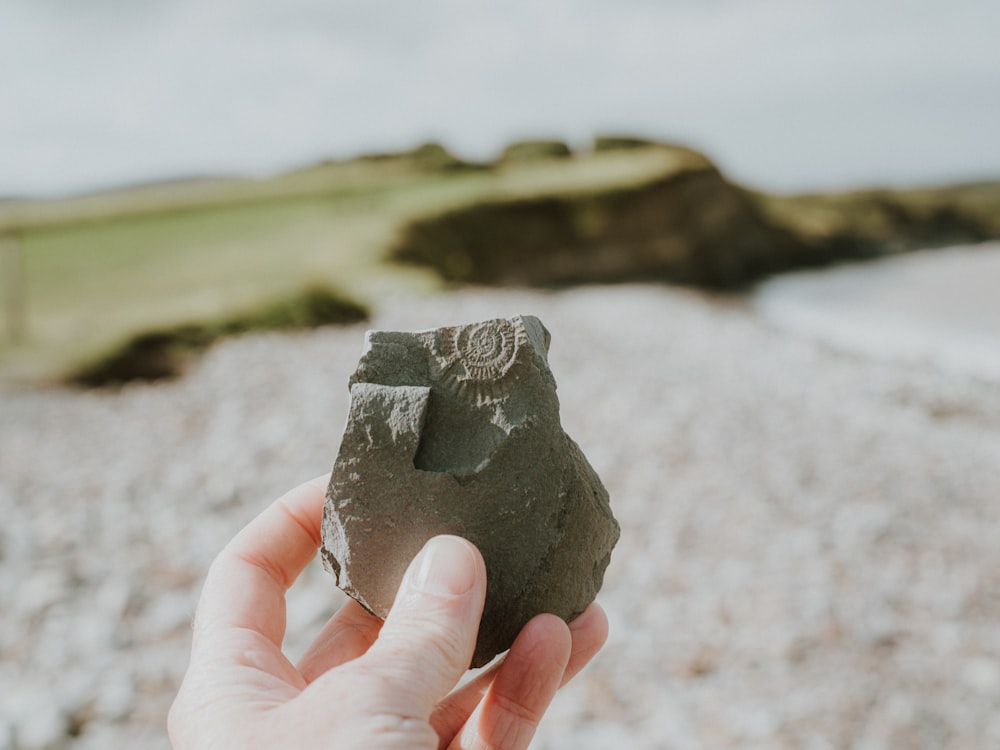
left=321, top=315, right=619, bottom=667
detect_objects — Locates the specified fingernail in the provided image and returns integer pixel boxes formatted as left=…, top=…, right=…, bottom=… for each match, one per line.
left=409, top=536, right=478, bottom=597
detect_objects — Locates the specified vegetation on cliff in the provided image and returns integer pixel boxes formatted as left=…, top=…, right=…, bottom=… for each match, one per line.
left=1, top=138, right=996, bottom=385
left=390, top=143, right=999, bottom=290
left=67, top=286, right=368, bottom=387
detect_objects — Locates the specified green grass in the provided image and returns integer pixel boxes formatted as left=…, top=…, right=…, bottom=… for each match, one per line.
left=753, top=182, right=1000, bottom=247
left=5, top=196, right=409, bottom=382
left=0, top=144, right=691, bottom=383
left=67, top=285, right=369, bottom=387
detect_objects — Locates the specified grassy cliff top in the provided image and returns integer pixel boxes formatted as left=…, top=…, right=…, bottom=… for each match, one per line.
left=0, top=141, right=705, bottom=384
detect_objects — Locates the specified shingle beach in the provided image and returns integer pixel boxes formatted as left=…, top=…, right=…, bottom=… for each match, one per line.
left=3, top=285, right=998, bottom=749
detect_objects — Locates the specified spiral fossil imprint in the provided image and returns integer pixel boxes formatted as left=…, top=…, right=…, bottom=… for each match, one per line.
left=432, top=318, right=526, bottom=403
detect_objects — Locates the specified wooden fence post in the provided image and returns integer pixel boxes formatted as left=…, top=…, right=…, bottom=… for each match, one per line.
left=1, top=233, right=26, bottom=343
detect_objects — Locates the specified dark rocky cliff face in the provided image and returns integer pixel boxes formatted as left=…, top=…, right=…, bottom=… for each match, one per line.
left=391, top=165, right=802, bottom=289
left=390, top=159, right=997, bottom=290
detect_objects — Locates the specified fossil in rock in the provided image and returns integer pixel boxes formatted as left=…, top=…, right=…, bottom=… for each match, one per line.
left=321, top=314, right=619, bottom=667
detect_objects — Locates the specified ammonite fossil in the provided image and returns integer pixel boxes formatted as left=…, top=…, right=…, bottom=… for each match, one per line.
left=430, top=318, right=528, bottom=404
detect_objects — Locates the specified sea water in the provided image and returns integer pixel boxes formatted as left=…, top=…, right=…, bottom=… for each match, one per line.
left=753, top=242, right=1000, bottom=383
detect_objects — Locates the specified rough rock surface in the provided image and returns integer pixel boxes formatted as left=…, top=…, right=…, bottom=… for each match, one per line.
left=321, top=315, right=620, bottom=667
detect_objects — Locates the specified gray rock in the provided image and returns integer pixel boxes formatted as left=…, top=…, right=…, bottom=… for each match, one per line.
left=321, top=315, right=619, bottom=667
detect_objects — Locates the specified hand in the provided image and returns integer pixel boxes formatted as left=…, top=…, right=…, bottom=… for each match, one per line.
left=168, top=475, right=609, bottom=749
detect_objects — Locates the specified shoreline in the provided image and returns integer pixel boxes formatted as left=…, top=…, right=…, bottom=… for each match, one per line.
left=754, top=241, right=1000, bottom=385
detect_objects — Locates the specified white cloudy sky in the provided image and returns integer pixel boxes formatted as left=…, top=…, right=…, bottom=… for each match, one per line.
left=1, top=0, right=998, bottom=196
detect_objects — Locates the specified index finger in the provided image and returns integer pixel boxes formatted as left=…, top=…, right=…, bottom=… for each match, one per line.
left=193, top=474, right=330, bottom=650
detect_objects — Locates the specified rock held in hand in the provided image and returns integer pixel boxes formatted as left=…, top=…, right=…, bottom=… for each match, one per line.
left=321, top=314, right=619, bottom=667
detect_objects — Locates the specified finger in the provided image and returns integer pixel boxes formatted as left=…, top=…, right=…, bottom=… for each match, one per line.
left=561, top=603, right=610, bottom=685
left=448, top=614, right=571, bottom=750
left=359, top=535, right=487, bottom=718
left=296, top=599, right=384, bottom=682
left=193, top=474, right=330, bottom=651
left=431, top=603, right=608, bottom=743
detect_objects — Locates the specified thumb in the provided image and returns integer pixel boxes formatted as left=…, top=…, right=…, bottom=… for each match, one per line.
left=361, top=535, right=487, bottom=717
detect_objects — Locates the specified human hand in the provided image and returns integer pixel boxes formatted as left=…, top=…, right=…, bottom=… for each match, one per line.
left=168, top=475, right=609, bottom=749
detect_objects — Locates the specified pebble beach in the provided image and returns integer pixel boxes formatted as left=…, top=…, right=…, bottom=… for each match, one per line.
left=2, top=284, right=999, bottom=749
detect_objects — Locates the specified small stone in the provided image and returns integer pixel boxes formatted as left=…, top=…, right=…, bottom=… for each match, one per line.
left=0, top=720, right=13, bottom=750
left=963, top=657, right=1000, bottom=694
left=321, top=315, right=619, bottom=666
left=13, top=702, right=69, bottom=750
left=94, top=673, right=136, bottom=723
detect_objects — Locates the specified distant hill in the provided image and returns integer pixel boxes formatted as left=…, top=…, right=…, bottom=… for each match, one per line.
left=1, top=136, right=997, bottom=385
left=390, top=140, right=1000, bottom=289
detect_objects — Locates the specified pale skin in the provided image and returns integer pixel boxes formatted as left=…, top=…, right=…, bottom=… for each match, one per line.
left=168, top=475, right=609, bottom=749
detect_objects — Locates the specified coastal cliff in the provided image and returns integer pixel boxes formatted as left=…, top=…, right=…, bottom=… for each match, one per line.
left=391, top=143, right=998, bottom=289
left=3, top=138, right=997, bottom=386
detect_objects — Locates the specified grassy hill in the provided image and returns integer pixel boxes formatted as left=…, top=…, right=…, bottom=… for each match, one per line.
left=391, top=164, right=999, bottom=289
left=0, top=141, right=692, bottom=383
left=1, top=138, right=997, bottom=386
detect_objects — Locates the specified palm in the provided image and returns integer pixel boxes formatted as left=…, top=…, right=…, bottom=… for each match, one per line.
left=170, top=477, right=608, bottom=750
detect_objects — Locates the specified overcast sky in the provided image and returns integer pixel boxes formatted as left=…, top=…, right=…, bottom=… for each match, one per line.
left=2, top=0, right=998, bottom=196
